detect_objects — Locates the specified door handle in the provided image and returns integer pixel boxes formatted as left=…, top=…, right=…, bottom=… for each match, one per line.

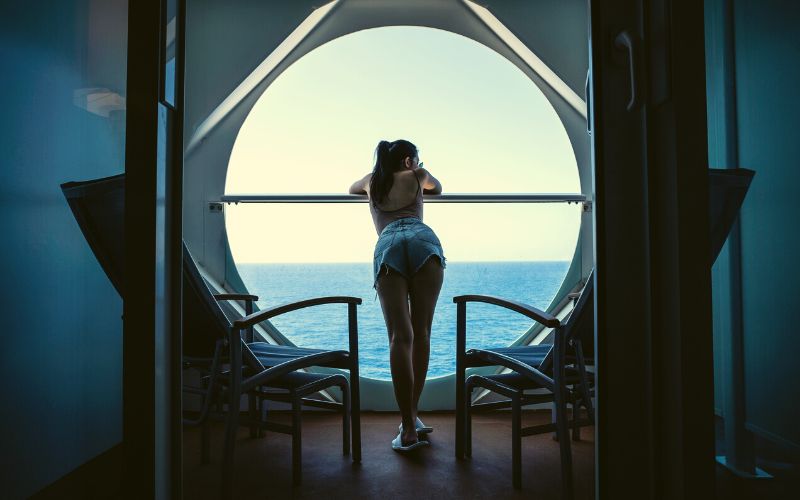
left=614, top=30, right=639, bottom=111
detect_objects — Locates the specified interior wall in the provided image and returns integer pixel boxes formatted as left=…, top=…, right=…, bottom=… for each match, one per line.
left=486, top=0, right=588, bottom=97
left=707, top=0, right=800, bottom=451
left=184, top=0, right=318, bottom=136
left=0, top=1, right=127, bottom=497
left=734, top=0, right=800, bottom=449
left=183, top=0, right=318, bottom=278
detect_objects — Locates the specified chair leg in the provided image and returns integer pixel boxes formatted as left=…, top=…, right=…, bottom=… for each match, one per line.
left=552, top=402, right=559, bottom=442
left=342, top=382, right=351, bottom=456
left=455, top=303, right=466, bottom=459
left=512, top=394, right=522, bottom=490
left=465, top=384, right=473, bottom=458
left=456, top=364, right=466, bottom=459
left=257, top=393, right=265, bottom=438
left=575, top=342, right=595, bottom=425
left=572, top=397, right=581, bottom=441
left=201, top=417, right=211, bottom=464
left=350, top=369, right=362, bottom=463
left=573, top=346, right=595, bottom=443
left=248, top=392, right=258, bottom=438
left=292, top=394, right=302, bottom=486
left=200, top=377, right=212, bottom=464
left=220, top=396, right=239, bottom=500
left=583, top=388, right=595, bottom=425
left=555, top=385, right=574, bottom=500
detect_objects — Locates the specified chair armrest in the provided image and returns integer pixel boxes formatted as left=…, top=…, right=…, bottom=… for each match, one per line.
left=241, top=350, right=349, bottom=393
left=216, top=294, right=259, bottom=333
left=233, top=296, right=362, bottom=330
left=468, top=348, right=554, bottom=388
left=214, top=293, right=259, bottom=302
left=453, top=294, right=560, bottom=328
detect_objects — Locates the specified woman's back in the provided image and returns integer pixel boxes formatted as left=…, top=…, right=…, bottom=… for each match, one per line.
left=373, top=170, right=422, bottom=211
left=369, top=170, right=423, bottom=235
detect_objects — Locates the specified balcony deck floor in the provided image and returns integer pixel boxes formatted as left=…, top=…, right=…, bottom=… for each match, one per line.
left=183, top=410, right=596, bottom=499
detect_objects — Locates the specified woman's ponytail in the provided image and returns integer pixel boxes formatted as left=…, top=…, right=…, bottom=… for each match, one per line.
left=377, top=140, right=392, bottom=159
left=370, top=140, right=393, bottom=206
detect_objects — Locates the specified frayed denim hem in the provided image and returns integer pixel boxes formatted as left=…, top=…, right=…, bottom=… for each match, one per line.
left=373, top=253, right=446, bottom=290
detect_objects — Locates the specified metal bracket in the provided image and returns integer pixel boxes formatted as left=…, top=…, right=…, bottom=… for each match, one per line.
left=208, top=202, right=224, bottom=213
left=582, top=201, right=593, bottom=212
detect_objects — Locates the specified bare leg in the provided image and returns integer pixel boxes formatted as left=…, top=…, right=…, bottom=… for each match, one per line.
left=376, top=268, right=417, bottom=445
left=409, top=257, right=444, bottom=420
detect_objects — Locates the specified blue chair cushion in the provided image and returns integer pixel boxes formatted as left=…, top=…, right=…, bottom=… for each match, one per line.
left=260, top=370, right=344, bottom=390
left=248, top=342, right=349, bottom=369
left=467, top=344, right=552, bottom=368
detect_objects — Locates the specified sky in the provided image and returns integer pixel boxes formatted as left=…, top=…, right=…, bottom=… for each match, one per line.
left=225, top=26, right=582, bottom=263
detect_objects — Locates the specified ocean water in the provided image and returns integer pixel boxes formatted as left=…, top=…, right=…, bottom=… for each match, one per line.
left=236, top=261, right=569, bottom=380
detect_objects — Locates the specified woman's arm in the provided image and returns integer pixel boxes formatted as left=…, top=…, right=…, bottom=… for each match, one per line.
left=416, top=167, right=442, bottom=195
left=349, top=173, right=372, bottom=194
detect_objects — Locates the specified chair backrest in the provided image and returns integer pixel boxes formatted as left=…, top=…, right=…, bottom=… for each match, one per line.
left=562, top=270, right=594, bottom=356
left=61, top=174, right=125, bottom=296
left=182, top=243, right=235, bottom=358
left=708, top=168, right=755, bottom=264
left=61, top=173, right=238, bottom=359
left=537, top=271, right=594, bottom=373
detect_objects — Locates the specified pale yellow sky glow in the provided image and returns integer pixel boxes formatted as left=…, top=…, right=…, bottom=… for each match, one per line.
left=225, top=27, right=581, bottom=263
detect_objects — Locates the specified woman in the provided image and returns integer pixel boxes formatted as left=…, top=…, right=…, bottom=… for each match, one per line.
left=349, top=139, right=445, bottom=452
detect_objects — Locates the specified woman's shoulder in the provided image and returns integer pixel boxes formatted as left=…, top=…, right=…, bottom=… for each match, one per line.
left=393, top=169, right=416, bottom=178
left=394, top=169, right=425, bottom=184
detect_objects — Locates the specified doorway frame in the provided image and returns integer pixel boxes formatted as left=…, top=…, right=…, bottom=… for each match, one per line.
left=123, top=0, right=715, bottom=497
left=589, top=0, right=715, bottom=497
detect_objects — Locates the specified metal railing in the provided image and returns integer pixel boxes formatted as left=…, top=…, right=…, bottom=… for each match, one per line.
left=220, top=193, right=587, bottom=204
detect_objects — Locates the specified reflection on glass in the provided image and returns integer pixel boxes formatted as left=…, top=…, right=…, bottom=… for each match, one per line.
left=162, top=0, right=177, bottom=106
left=164, top=58, right=175, bottom=106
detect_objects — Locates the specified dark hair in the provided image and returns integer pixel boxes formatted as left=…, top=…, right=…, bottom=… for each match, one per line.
left=369, top=139, right=418, bottom=207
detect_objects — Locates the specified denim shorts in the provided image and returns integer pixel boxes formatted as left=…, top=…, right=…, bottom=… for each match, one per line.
left=373, top=217, right=446, bottom=287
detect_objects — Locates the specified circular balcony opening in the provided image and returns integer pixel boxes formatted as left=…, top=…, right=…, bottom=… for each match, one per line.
left=225, top=26, right=581, bottom=380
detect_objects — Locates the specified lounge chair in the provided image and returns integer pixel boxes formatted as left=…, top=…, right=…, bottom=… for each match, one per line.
left=181, top=243, right=362, bottom=495
left=454, top=272, right=595, bottom=497
left=60, top=174, right=363, bottom=498
left=452, top=167, right=755, bottom=498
